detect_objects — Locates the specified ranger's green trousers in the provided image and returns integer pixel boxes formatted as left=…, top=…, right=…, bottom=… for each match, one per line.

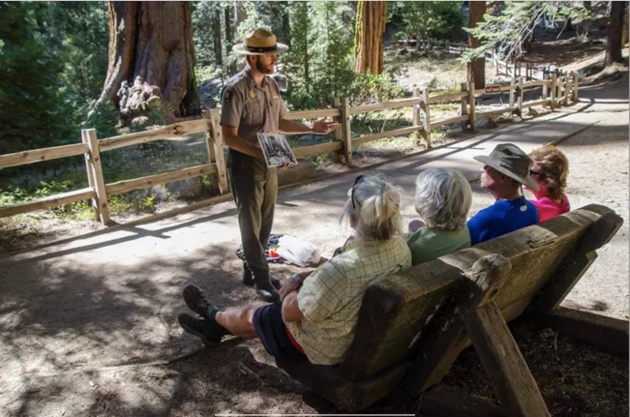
left=227, top=149, right=277, bottom=281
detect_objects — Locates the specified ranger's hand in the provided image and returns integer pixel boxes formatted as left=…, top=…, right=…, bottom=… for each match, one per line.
left=311, top=117, right=339, bottom=135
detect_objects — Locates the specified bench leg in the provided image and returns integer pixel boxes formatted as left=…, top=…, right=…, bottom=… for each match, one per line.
left=461, top=301, right=551, bottom=417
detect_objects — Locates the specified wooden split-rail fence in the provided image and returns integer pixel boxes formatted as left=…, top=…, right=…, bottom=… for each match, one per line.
left=490, top=51, right=570, bottom=81
left=0, top=72, right=579, bottom=225
left=395, top=38, right=468, bottom=54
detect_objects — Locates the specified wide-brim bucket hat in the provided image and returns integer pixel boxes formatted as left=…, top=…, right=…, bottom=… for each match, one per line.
left=474, top=143, right=540, bottom=191
left=232, top=28, right=289, bottom=56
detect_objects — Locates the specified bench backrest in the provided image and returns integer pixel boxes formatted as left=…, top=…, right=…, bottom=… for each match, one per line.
left=340, top=204, right=622, bottom=381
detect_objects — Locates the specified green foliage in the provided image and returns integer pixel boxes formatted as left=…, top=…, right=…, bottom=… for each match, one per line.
left=0, top=2, right=73, bottom=153
left=389, top=2, right=465, bottom=43
left=282, top=2, right=403, bottom=111
left=462, top=1, right=591, bottom=62
left=192, top=2, right=221, bottom=68
left=84, top=100, right=119, bottom=138
left=0, top=1, right=110, bottom=154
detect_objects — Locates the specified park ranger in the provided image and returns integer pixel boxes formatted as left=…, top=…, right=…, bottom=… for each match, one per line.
left=221, top=28, right=338, bottom=302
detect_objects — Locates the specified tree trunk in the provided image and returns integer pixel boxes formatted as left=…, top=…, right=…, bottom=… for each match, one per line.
left=213, top=7, right=223, bottom=67
left=97, top=1, right=199, bottom=121
left=623, top=5, right=629, bottom=46
left=468, top=1, right=486, bottom=89
left=224, top=6, right=236, bottom=74
left=606, top=0, right=625, bottom=66
left=235, top=2, right=246, bottom=30
left=224, top=6, right=233, bottom=46
left=281, top=1, right=291, bottom=47
left=581, top=1, right=592, bottom=39
left=353, top=1, right=387, bottom=75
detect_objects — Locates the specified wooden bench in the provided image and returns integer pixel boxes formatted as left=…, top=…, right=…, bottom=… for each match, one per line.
left=276, top=204, right=625, bottom=415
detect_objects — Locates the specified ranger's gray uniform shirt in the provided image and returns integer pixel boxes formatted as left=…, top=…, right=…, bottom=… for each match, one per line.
left=220, top=67, right=288, bottom=142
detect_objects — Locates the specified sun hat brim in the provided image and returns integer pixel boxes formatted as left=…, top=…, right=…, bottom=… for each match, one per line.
left=474, top=155, right=540, bottom=191
left=232, top=42, right=289, bottom=56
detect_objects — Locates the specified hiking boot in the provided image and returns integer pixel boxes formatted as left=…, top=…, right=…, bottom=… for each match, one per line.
left=177, top=313, right=225, bottom=346
left=183, top=284, right=211, bottom=320
left=242, top=264, right=282, bottom=290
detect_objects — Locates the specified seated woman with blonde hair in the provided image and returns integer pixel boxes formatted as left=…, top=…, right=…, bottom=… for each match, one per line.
left=178, top=175, right=411, bottom=365
left=527, top=146, right=570, bottom=222
left=407, top=168, right=472, bottom=265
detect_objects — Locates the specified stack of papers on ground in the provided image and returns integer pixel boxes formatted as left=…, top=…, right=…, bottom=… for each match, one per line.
left=275, top=235, right=321, bottom=267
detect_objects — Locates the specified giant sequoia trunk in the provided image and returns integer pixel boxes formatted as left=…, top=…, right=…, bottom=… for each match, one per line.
left=97, top=1, right=200, bottom=121
left=606, top=1, right=626, bottom=66
left=467, top=1, right=486, bottom=89
left=353, top=1, right=387, bottom=75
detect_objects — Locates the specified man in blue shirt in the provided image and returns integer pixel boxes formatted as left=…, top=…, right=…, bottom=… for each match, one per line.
left=468, top=143, right=540, bottom=245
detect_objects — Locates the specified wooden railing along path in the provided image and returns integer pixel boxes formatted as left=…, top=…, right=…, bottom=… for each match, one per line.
left=0, top=73, right=579, bottom=225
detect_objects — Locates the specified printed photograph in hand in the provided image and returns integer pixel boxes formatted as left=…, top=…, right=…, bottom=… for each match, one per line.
left=257, top=133, right=298, bottom=167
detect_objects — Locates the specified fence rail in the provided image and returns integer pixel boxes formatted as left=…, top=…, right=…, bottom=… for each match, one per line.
left=490, top=51, right=569, bottom=81
left=0, top=72, right=579, bottom=225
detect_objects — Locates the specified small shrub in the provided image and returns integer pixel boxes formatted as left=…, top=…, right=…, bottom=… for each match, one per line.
left=84, top=100, right=119, bottom=139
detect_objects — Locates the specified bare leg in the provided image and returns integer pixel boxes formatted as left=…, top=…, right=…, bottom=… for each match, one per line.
left=216, top=307, right=258, bottom=339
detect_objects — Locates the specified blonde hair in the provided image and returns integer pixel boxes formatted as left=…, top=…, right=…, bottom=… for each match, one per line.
left=415, top=168, right=472, bottom=231
left=343, top=175, right=403, bottom=241
left=529, top=146, right=569, bottom=200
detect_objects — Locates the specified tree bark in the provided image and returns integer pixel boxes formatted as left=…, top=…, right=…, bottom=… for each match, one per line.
left=467, top=1, right=486, bottom=89
left=353, top=1, right=387, bottom=75
left=97, top=1, right=199, bottom=120
left=581, top=1, right=592, bottom=39
left=606, top=0, right=625, bottom=66
left=623, top=5, right=629, bottom=46
left=224, top=6, right=236, bottom=74
left=224, top=6, right=233, bottom=46
left=235, top=2, right=246, bottom=29
left=213, top=7, right=223, bottom=67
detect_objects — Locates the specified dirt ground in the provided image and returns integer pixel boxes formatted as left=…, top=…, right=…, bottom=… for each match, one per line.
left=0, top=73, right=628, bottom=416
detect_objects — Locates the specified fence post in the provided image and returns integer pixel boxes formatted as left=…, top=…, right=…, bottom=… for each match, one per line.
left=542, top=74, right=549, bottom=105
left=512, top=60, right=517, bottom=78
left=202, top=110, right=219, bottom=194
left=509, top=75, right=516, bottom=108
left=468, top=81, right=476, bottom=132
left=421, top=89, right=432, bottom=149
left=412, top=87, right=422, bottom=143
left=550, top=73, right=557, bottom=111
left=518, top=77, right=524, bottom=116
left=460, top=82, right=469, bottom=131
left=555, top=70, right=561, bottom=104
left=333, top=97, right=342, bottom=164
left=563, top=75, right=570, bottom=106
left=341, top=97, right=353, bottom=167
left=84, top=128, right=111, bottom=225
left=571, top=71, right=579, bottom=102
left=81, top=130, right=100, bottom=221
left=208, top=109, right=229, bottom=194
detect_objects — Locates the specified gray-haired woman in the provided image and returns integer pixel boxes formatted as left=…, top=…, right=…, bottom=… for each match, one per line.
left=178, top=175, right=411, bottom=365
left=406, top=168, right=472, bottom=265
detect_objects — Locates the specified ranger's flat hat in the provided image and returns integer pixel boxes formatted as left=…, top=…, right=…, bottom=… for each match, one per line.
left=232, top=28, right=289, bottom=55
left=474, top=143, right=539, bottom=191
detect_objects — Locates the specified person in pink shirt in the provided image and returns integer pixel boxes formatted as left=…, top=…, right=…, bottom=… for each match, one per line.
left=527, top=146, right=570, bottom=222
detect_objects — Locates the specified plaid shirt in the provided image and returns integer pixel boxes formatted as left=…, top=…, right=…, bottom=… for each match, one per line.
left=285, top=236, right=411, bottom=365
